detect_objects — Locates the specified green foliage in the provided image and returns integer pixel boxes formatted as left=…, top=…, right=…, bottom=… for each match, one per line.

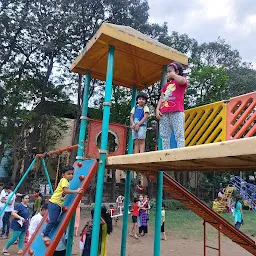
left=187, top=65, right=229, bottom=107
left=150, top=199, right=187, bottom=211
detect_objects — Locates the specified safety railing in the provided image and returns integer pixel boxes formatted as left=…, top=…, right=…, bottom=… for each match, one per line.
left=185, top=101, right=227, bottom=146
left=226, top=92, right=256, bottom=140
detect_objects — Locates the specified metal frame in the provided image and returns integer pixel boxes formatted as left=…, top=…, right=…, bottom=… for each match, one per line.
left=203, top=221, right=221, bottom=256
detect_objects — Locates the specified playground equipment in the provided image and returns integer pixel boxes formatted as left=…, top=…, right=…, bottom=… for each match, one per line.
left=107, top=138, right=256, bottom=255
left=23, top=159, right=98, bottom=256
left=230, top=176, right=256, bottom=212
left=3, top=21, right=254, bottom=255
left=213, top=185, right=235, bottom=214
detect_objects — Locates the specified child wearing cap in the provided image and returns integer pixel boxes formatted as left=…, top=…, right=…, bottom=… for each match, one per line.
left=130, top=92, right=149, bottom=153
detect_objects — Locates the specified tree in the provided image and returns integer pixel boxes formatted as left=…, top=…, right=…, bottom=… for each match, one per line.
left=187, top=65, right=229, bottom=107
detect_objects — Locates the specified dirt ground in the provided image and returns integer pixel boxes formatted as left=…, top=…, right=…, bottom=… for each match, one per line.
left=0, top=211, right=253, bottom=256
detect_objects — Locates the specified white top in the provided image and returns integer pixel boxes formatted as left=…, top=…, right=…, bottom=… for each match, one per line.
left=0, top=189, right=8, bottom=209
left=28, top=213, right=43, bottom=240
left=5, top=193, right=16, bottom=212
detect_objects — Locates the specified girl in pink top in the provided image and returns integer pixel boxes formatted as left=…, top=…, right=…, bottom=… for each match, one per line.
left=156, top=62, right=188, bottom=149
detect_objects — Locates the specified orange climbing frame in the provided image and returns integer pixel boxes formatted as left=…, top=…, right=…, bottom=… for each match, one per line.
left=145, top=171, right=256, bottom=255
left=227, top=91, right=256, bottom=140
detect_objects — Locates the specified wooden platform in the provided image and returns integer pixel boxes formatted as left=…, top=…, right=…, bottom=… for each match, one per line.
left=71, top=23, right=188, bottom=90
left=106, top=137, right=256, bottom=172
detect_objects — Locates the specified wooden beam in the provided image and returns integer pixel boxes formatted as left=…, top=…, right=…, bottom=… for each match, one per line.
left=106, top=138, right=256, bottom=172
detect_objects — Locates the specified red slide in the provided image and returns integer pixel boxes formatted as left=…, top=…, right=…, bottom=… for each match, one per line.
left=145, top=171, right=256, bottom=255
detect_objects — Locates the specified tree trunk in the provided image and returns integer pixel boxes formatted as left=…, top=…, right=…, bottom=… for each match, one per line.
left=0, top=141, right=5, bottom=164
left=111, top=169, right=116, bottom=201
left=11, top=155, right=21, bottom=185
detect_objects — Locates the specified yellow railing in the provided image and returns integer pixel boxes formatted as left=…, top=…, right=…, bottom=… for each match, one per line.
left=185, top=101, right=227, bottom=146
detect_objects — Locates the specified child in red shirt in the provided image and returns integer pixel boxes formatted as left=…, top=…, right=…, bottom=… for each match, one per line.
left=156, top=62, right=188, bottom=149
left=129, top=198, right=139, bottom=239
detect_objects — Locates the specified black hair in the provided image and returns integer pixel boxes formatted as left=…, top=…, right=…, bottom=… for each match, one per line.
left=101, top=205, right=112, bottom=234
left=168, top=62, right=184, bottom=76
left=21, top=194, right=29, bottom=200
left=62, top=165, right=74, bottom=174
left=134, top=198, right=139, bottom=203
left=162, top=202, right=166, bottom=208
left=5, top=185, right=11, bottom=190
left=41, top=204, right=48, bottom=211
left=136, top=92, right=148, bottom=103
left=90, top=206, right=113, bottom=234
left=234, top=196, right=242, bottom=208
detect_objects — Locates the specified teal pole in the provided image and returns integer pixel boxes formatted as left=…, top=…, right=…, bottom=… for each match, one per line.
left=0, top=157, right=37, bottom=216
left=76, top=71, right=91, bottom=159
left=41, top=158, right=54, bottom=194
left=66, top=71, right=91, bottom=256
left=120, top=86, right=137, bottom=256
left=154, top=65, right=167, bottom=256
left=90, top=45, right=115, bottom=256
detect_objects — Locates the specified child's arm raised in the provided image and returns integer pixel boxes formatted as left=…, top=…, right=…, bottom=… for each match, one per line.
left=169, top=71, right=186, bottom=85
left=63, top=187, right=83, bottom=195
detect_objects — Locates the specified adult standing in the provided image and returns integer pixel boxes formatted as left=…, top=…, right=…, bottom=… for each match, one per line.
left=2, top=194, right=30, bottom=255
left=1, top=186, right=16, bottom=238
left=0, top=186, right=9, bottom=230
left=233, top=196, right=243, bottom=230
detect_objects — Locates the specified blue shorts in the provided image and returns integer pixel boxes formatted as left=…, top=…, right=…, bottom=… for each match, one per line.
left=132, top=126, right=147, bottom=139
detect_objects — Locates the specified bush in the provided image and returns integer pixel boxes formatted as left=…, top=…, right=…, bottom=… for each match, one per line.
left=150, top=199, right=187, bottom=211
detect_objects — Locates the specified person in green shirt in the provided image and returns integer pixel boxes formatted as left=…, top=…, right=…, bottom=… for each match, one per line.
left=233, top=196, right=243, bottom=230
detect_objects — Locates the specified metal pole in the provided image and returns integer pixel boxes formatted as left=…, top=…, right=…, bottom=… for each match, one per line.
left=204, top=221, right=206, bottom=256
left=41, top=158, right=54, bottom=194
left=90, top=45, right=115, bottom=256
left=154, top=65, right=167, bottom=256
left=218, top=226, right=221, bottom=256
left=66, top=71, right=91, bottom=256
left=120, top=86, right=137, bottom=256
left=76, top=71, right=91, bottom=159
left=0, top=157, right=37, bottom=216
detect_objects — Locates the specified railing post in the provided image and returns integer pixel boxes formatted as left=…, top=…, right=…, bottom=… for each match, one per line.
left=120, top=86, right=137, bottom=256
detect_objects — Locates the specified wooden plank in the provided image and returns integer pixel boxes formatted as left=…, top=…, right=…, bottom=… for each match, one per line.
left=106, top=138, right=256, bottom=172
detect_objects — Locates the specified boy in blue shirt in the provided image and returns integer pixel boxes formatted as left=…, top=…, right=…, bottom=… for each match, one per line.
left=130, top=92, right=149, bottom=153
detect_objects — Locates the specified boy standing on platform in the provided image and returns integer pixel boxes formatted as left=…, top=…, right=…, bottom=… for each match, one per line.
left=130, top=92, right=149, bottom=153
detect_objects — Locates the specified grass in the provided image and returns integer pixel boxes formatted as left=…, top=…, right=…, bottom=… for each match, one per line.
left=148, top=209, right=256, bottom=241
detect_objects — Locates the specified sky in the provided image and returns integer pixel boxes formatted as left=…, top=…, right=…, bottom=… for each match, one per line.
left=148, top=0, right=256, bottom=67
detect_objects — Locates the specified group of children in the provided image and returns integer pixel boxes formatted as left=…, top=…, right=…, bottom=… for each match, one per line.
left=130, top=195, right=166, bottom=241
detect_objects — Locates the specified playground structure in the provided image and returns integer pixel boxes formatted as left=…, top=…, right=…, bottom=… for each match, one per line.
left=213, top=185, right=235, bottom=214
left=230, top=176, right=256, bottom=212
left=0, top=22, right=253, bottom=255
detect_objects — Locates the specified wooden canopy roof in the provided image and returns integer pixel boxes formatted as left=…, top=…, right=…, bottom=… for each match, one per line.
left=71, top=23, right=188, bottom=90
left=106, top=137, right=256, bottom=172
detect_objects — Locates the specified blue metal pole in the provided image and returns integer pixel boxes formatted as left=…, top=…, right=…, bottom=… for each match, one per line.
left=41, top=158, right=54, bottom=194
left=66, top=71, right=91, bottom=256
left=154, top=65, right=167, bottom=256
left=77, top=71, right=91, bottom=160
left=0, top=157, right=37, bottom=216
left=90, top=45, right=115, bottom=256
left=120, top=86, right=137, bottom=256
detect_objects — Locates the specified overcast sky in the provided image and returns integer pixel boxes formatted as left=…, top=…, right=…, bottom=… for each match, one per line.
left=148, top=0, right=256, bottom=67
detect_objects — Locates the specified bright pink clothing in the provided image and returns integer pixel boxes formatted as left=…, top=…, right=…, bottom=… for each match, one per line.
left=160, top=78, right=188, bottom=113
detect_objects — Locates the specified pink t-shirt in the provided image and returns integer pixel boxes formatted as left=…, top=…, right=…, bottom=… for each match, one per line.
left=160, top=78, right=188, bottom=113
